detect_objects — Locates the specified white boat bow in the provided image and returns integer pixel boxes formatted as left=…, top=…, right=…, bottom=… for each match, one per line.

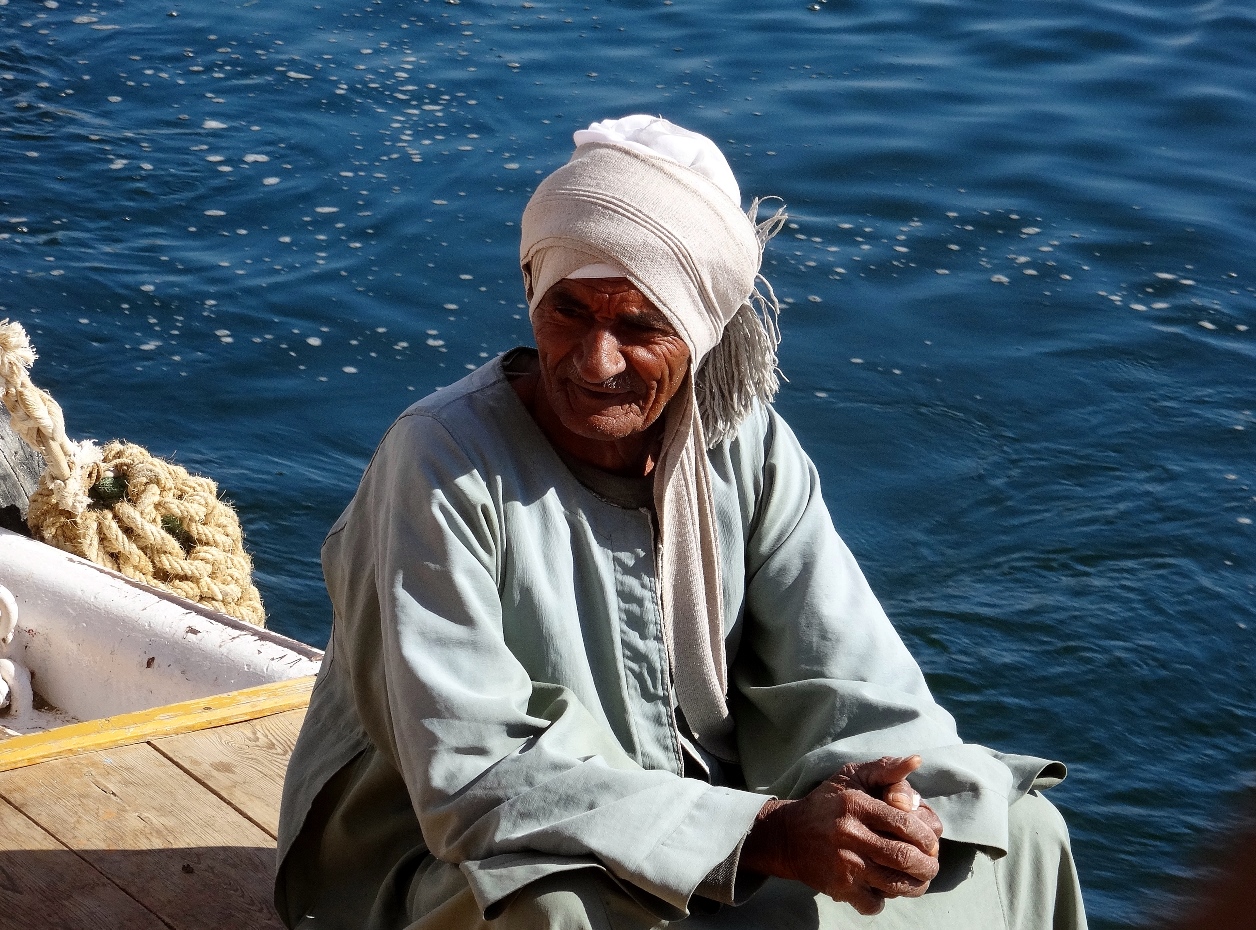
left=0, top=528, right=322, bottom=735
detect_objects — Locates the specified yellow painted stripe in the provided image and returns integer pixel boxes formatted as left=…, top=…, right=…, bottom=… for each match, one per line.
left=0, top=676, right=314, bottom=773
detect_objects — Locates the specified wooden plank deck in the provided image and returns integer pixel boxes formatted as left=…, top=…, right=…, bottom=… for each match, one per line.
left=0, top=706, right=305, bottom=930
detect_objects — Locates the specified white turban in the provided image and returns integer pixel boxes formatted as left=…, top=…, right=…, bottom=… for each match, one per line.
left=520, top=116, right=785, bottom=761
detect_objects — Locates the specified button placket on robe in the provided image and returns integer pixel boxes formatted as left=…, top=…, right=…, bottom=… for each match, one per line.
left=606, top=508, right=684, bottom=775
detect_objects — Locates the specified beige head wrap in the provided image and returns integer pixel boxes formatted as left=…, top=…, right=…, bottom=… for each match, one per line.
left=520, top=116, right=786, bottom=761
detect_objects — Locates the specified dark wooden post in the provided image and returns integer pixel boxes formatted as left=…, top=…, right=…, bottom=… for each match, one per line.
left=0, top=405, right=43, bottom=535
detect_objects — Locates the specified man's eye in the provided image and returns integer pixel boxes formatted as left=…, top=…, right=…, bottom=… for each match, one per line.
left=623, top=317, right=672, bottom=336
left=552, top=303, right=583, bottom=318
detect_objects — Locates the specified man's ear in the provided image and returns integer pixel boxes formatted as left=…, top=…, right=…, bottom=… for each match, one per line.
left=521, top=261, right=534, bottom=303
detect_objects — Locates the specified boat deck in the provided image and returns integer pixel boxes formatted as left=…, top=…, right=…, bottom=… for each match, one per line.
left=0, top=681, right=311, bottom=930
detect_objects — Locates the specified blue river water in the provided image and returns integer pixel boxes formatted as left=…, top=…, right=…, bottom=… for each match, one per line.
left=2, top=0, right=1254, bottom=925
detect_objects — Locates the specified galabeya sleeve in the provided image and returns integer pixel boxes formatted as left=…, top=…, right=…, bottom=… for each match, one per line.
left=322, top=410, right=766, bottom=920
left=728, top=407, right=1065, bottom=856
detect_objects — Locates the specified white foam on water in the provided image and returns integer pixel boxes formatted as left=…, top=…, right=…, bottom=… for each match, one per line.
left=262, top=177, right=280, bottom=185
left=202, top=119, right=228, bottom=129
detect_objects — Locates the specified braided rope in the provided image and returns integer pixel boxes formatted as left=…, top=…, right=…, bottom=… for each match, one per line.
left=0, top=320, right=265, bottom=627
left=0, top=321, right=77, bottom=482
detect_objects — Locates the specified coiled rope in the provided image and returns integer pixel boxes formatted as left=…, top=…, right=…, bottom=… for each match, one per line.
left=0, top=320, right=265, bottom=627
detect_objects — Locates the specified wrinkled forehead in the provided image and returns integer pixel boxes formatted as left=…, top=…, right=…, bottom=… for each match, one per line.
left=536, top=277, right=676, bottom=332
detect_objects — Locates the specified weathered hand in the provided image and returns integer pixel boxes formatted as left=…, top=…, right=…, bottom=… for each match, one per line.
left=831, top=755, right=944, bottom=843
left=741, top=755, right=941, bottom=915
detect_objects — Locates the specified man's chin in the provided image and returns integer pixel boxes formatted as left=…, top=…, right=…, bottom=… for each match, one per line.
left=557, top=407, right=647, bottom=442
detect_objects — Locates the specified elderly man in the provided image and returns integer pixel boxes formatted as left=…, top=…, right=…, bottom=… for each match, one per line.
left=275, top=116, right=1087, bottom=930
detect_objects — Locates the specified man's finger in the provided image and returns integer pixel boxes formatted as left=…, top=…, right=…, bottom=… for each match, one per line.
left=883, top=777, right=921, bottom=813
left=914, top=802, right=944, bottom=839
left=861, top=837, right=940, bottom=884
left=841, top=814, right=941, bottom=882
left=862, top=861, right=932, bottom=899
left=844, top=791, right=941, bottom=858
left=848, top=755, right=923, bottom=792
left=841, top=886, right=887, bottom=916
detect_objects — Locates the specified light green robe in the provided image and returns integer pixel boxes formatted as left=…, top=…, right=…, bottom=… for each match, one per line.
left=275, top=349, right=1064, bottom=928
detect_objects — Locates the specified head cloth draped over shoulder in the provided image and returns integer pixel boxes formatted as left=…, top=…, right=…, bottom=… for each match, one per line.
left=520, top=115, right=787, bottom=761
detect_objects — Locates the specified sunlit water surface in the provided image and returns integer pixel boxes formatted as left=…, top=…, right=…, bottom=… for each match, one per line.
left=3, top=1, right=1254, bottom=925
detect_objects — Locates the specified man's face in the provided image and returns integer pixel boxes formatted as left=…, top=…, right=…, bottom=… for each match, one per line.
left=532, top=277, right=690, bottom=444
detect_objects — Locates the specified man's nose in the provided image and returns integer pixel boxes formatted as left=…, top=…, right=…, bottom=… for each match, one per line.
left=576, top=327, right=627, bottom=384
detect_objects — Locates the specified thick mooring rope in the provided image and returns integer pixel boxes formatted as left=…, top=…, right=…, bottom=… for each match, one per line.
left=0, top=320, right=265, bottom=627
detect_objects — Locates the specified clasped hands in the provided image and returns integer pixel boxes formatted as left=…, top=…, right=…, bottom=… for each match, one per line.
left=740, top=755, right=943, bottom=915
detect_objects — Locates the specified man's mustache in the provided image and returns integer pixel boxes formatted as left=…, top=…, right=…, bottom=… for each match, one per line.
left=558, top=364, right=641, bottom=395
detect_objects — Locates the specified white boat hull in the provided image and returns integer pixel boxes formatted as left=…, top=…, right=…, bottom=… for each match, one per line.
left=0, top=528, right=322, bottom=731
